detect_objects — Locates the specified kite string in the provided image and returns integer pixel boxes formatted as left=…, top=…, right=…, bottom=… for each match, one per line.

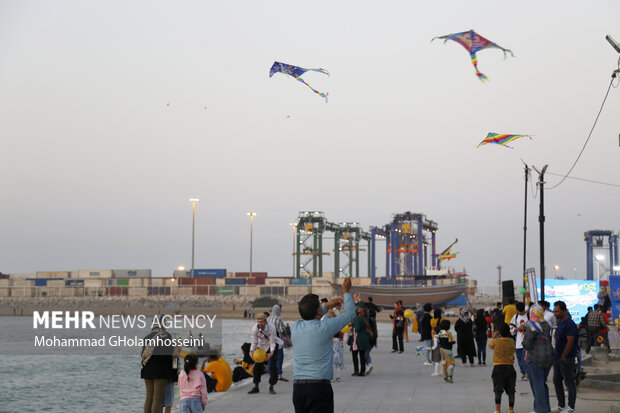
left=546, top=76, right=615, bottom=190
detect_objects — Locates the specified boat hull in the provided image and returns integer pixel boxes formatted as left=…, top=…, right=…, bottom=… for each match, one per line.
left=332, top=282, right=467, bottom=308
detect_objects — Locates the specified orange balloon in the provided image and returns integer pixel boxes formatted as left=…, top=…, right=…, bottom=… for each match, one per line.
left=253, top=348, right=267, bottom=363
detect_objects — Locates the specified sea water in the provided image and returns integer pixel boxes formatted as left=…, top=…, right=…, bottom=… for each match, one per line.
left=0, top=318, right=396, bottom=412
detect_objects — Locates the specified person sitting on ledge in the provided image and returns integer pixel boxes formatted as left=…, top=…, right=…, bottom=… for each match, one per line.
left=200, top=352, right=232, bottom=393
left=232, top=343, right=255, bottom=383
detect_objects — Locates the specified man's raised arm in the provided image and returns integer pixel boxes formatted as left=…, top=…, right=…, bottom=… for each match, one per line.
left=324, top=278, right=355, bottom=336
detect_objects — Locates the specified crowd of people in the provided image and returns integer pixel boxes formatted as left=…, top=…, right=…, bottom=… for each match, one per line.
left=140, top=285, right=613, bottom=413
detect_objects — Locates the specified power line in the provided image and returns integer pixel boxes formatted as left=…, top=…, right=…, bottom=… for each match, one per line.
left=547, top=73, right=617, bottom=190
left=546, top=171, right=620, bottom=188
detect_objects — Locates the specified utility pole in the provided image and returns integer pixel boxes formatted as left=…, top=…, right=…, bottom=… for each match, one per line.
left=533, top=165, right=548, bottom=301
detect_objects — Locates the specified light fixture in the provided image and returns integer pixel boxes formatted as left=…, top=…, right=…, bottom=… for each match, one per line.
left=596, top=254, right=605, bottom=261
left=606, top=35, right=620, bottom=54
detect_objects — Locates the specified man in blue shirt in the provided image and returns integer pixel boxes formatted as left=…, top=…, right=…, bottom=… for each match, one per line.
left=291, top=277, right=355, bottom=413
left=552, top=300, right=579, bottom=413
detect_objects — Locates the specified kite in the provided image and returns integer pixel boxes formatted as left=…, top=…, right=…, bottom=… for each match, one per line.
left=269, top=61, right=329, bottom=101
left=477, top=133, right=532, bottom=149
left=432, top=30, right=514, bottom=81
left=437, top=239, right=458, bottom=270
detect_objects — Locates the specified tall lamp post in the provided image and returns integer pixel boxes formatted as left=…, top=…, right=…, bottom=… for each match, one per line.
left=289, top=222, right=297, bottom=276
left=247, top=212, right=257, bottom=279
left=189, top=198, right=199, bottom=278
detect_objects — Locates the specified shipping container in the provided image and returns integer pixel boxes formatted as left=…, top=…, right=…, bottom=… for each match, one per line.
left=84, top=279, right=104, bottom=288
left=12, top=280, right=34, bottom=287
left=215, top=278, right=226, bottom=286
left=225, top=278, right=247, bottom=286
left=9, top=273, right=34, bottom=280
left=265, top=279, right=286, bottom=286
left=150, top=278, right=164, bottom=286
left=260, top=286, right=286, bottom=296
left=193, top=286, right=215, bottom=295
left=47, top=280, right=65, bottom=288
left=11, top=287, right=34, bottom=297
left=66, top=279, right=85, bottom=287
left=0, top=287, right=10, bottom=297
left=171, top=286, right=193, bottom=296
left=194, top=269, right=226, bottom=278
left=112, top=269, right=152, bottom=278
left=147, top=286, right=170, bottom=296
left=173, top=270, right=190, bottom=278
left=36, top=271, right=71, bottom=279
left=0, top=279, right=10, bottom=287
left=311, top=286, right=334, bottom=297
left=106, top=287, right=128, bottom=296
left=234, top=272, right=267, bottom=278
left=216, top=286, right=238, bottom=295
left=129, top=278, right=144, bottom=286
left=246, top=277, right=266, bottom=285
left=290, top=278, right=311, bottom=286
left=129, top=287, right=148, bottom=296
left=288, top=286, right=311, bottom=296
left=77, top=269, right=113, bottom=278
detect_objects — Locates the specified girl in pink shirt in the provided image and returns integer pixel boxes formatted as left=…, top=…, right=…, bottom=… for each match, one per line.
left=178, top=355, right=208, bottom=412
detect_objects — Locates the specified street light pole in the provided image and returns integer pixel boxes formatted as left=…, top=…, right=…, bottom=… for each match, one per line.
left=290, top=222, right=297, bottom=276
left=247, top=212, right=257, bottom=279
left=189, top=198, right=200, bottom=278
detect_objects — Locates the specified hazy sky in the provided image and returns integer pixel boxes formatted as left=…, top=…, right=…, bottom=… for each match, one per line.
left=1, top=1, right=619, bottom=287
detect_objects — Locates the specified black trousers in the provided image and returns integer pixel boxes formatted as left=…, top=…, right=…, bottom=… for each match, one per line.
left=253, top=345, right=278, bottom=387
left=460, top=351, right=475, bottom=365
left=293, top=381, right=334, bottom=413
left=392, top=326, right=404, bottom=352
left=492, top=365, right=516, bottom=406
left=204, top=374, right=218, bottom=393
left=352, top=350, right=367, bottom=375
left=232, top=366, right=251, bottom=382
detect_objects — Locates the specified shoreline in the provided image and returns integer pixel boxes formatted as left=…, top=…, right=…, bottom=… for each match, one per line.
left=0, top=296, right=489, bottom=325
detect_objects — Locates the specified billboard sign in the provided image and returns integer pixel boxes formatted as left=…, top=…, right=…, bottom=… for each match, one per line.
left=536, top=279, right=599, bottom=321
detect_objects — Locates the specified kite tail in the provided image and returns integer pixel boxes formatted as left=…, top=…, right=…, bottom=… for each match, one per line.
left=296, top=77, right=329, bottom=102
left=471, top=55, right=488, bottom=82
left=309, top=68, right=330, bottom=77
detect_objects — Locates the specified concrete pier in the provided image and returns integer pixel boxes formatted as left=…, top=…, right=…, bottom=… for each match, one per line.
left=205, top=335, right=617, bottom=413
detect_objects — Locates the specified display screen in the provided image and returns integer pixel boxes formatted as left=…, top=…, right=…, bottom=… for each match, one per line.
left=536, top=279, right=599, bottom=321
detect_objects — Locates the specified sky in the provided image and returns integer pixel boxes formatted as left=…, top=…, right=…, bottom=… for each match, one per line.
left=1, top=1, right=619, bottom=287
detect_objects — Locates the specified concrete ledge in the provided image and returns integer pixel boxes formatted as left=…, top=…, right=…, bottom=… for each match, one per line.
left=581, top=373, right=620, bottom=391
left=590, top=347, right=610, bottom=363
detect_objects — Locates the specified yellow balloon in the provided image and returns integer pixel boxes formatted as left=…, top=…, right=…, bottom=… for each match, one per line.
left=341, top=325, right=351, bottom=334
left=253, top=348, right=267, bottom=363
left=404, top=309, right=414, bottom=319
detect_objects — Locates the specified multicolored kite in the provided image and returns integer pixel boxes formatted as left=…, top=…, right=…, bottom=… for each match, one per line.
left=432, top=30, right=513, bottom=81
left=477, top=133, right=532, bottom=149
left=269, top=61, right=329, bottom=101
left=437, top=239, right=458, bottom=270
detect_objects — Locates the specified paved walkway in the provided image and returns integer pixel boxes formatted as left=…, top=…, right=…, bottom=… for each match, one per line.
left=205, top=335, right=616, bottom=413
